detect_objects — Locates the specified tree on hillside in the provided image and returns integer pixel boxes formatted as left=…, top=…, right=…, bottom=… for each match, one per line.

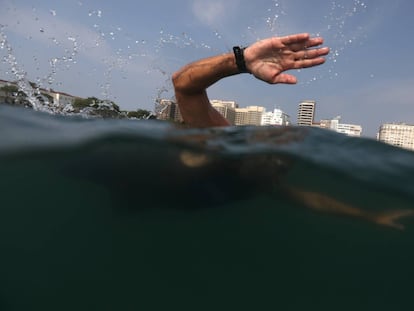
left=0, top=85, right=19, bottom=95
left=0, top=84, right=30, bottom=106
left=72, top=97, right=123, bottom=118
left=73, top=97, right=100, bottom=110
left=127, top=109, right=152, bottom=119
left=73, top=97, right=120, bottom=110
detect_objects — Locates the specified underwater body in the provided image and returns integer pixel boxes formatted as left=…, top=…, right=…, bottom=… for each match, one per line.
left=1, top=104, right=414, bottom=310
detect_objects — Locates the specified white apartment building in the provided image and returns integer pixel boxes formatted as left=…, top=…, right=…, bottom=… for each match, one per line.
left=0, top=79, right=76, bottom=107
left=235, top=105, right=265, bottom=126
left=319, top=117, right=362, bottom=137
left=261, top=108, right=290, bottom=126
left=46, top=91, right=76, bottom=107
left=297, top=100, right=316, bottom=126
left=156, top=99, right=182, bottom=122
left=210, top=100, right=237, bottom=109
left=378, top=123, right=414, bottom=151
left=210, top=100, right=237, bottom=125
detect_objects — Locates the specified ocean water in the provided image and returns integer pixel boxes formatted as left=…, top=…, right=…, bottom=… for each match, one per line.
left=1, top=104, right=414, bottom=311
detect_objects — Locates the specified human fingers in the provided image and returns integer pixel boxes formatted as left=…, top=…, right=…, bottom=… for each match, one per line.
left=294, top=47, right=330, bottom=60
left=304, top=37, right=325, bottom=49
left=272, top=73, right=298, bottom=84
left=289, top=37, right=325, bottom=52
left=292, top=56, right=327, bottom=69
left=279, top=33, right=310, bottom=46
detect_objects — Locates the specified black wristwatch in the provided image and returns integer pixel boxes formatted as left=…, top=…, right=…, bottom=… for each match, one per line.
left=233, top=46, right=249, bottom=73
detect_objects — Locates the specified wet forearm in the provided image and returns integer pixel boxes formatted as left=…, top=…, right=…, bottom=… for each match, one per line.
left=172, top=52, right=239, bottom=95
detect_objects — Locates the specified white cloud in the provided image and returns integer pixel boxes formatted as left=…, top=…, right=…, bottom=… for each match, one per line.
left=0, top=2, right=168, bottom=109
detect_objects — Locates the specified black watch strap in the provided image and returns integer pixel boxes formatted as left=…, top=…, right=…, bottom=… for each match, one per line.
left=233, top=46, right=249, bottom=73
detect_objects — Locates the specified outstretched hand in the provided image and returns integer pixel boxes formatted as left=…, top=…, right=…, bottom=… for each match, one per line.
left=244, top=33, right=330, bottom=84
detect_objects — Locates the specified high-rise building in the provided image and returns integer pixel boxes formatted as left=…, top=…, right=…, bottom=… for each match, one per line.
left=156, top=99, right=267, bottom=127
left=378, top=123, right=414, bottom=151
left=297, top=100, right=316, bottom=126
left=235, top=106, right=265, bottom=126
left=210, top=100, right=237, bottom=125
left=261, top=108, right=290, bottom=126
left=319, top=116, right=362, bottom=137
left=156, top=99, right=182, bottom=122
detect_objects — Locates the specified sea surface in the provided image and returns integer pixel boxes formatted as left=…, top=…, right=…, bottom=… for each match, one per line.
left=1, top=104, right=414, bottom=311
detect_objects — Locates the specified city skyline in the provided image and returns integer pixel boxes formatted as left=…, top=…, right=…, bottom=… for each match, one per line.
left=3, top=73, right=411, bottom=146
left=159, top=97, right=366, bottom=134
left=0, top=76, right=398, bottom=137
left=1, top=1, right=413, bottom=138
left=0, top=73, right=406, bottom=141
left=1, top=75, right=405, bottom=139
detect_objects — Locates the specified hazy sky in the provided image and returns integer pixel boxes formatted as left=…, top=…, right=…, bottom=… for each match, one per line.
left=1, top=0, right=413, bottom=137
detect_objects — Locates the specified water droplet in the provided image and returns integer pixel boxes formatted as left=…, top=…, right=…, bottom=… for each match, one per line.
left=39, top=28, right=44, bottom=33
left=50, top=10, right=56, bottom=16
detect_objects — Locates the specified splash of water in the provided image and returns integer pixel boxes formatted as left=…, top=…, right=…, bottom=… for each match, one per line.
left=1, top=25, right=120, bottom=118
left=0, top=25, right=49, bottom=112
left=1, top=1, right=372, bottom=117
left=0, top=5, right=154, bottom=117
left=300, top=0, right=369, bottom=85
left=155, top=28, right=216, bottom=52
left=324, top=0, right=368, bottom=63
left=264, top=0, right=286, bottom=35
left=150, top=28, right=222, bottom=104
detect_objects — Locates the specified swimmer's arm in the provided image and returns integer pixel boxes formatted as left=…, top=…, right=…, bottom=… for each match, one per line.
left=172, top=53, right=238, bottom=127
left=172, top=33, right=329, bottom=128
left=286, top=187, right=414, bottom=230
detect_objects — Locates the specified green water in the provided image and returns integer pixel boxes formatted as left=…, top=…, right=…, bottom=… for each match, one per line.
left=1, top=105, right=414, bottom=310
